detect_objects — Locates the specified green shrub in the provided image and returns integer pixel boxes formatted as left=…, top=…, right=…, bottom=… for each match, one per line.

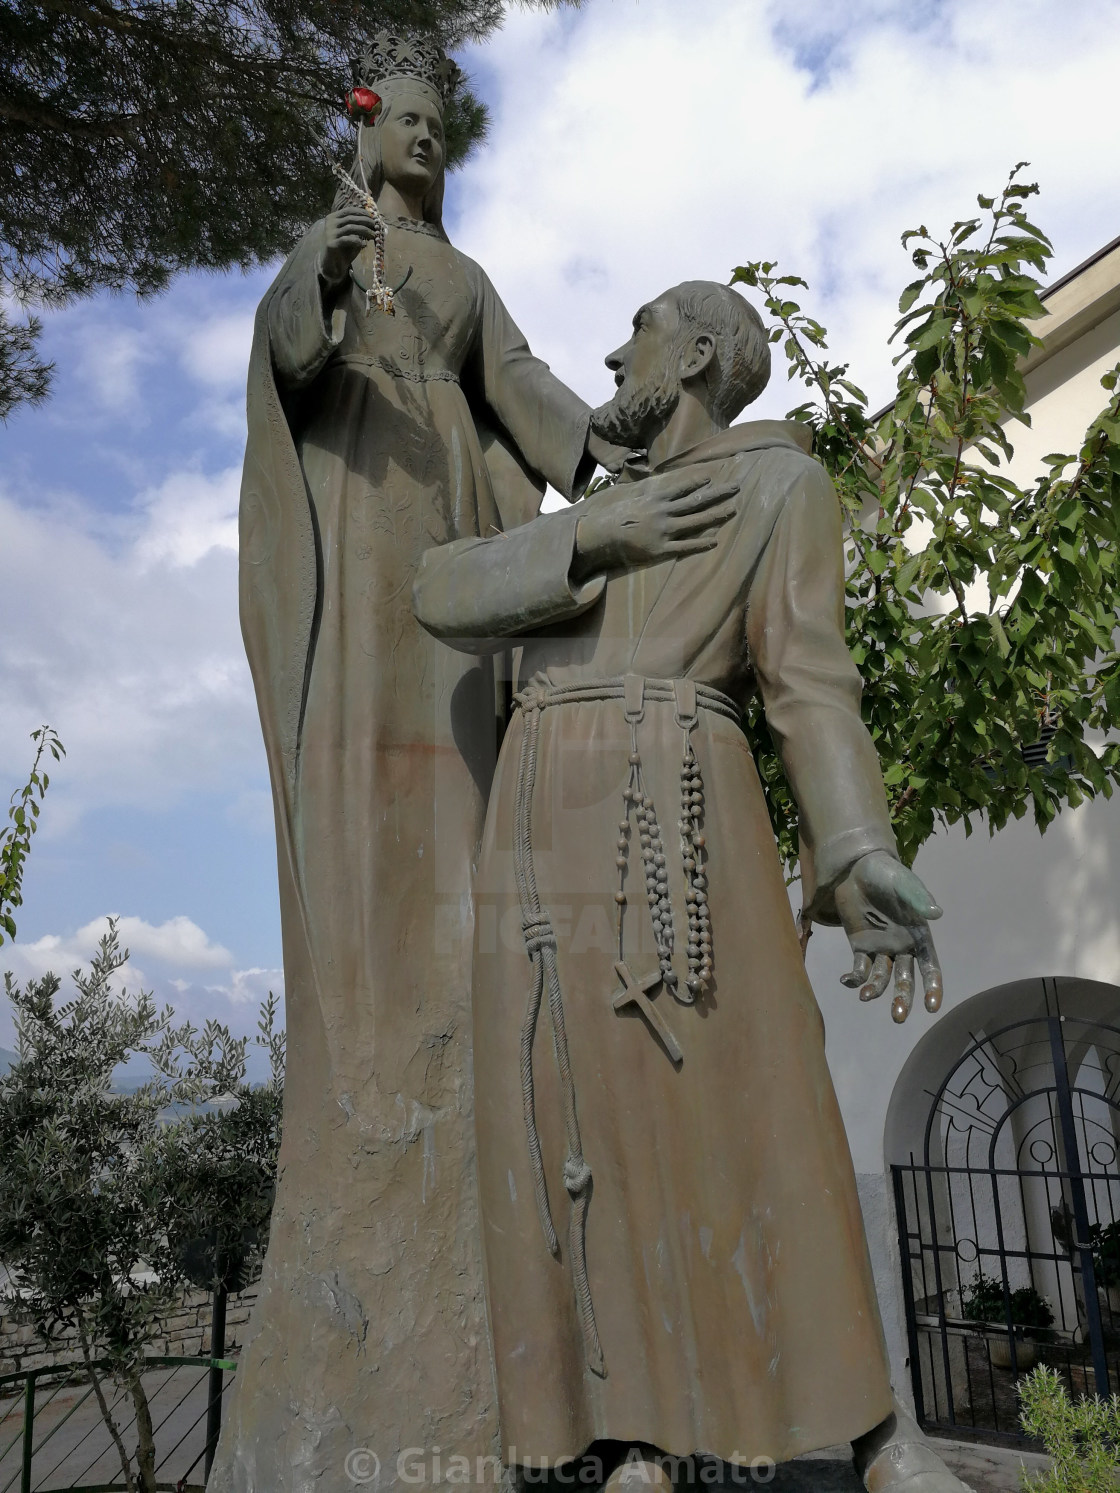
left=1019, top=1366, right=1120, bottom=1493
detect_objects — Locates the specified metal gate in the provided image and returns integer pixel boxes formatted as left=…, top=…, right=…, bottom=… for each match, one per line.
left=892, top=977, right=1120, bottom=1440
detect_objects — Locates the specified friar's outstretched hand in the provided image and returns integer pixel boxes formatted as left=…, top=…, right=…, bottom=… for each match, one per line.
left=833, top=851, right=943, bottom=1024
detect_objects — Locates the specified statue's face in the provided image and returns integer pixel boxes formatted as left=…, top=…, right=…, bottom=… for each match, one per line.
left=591, top=295, right=683, bottom=447
left=379, top=90, right=444, bottom=195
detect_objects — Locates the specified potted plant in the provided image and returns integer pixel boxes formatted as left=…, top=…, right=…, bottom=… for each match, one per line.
left=1088, top=1220, right=1120, bottom=1313
left=961, top=1274, right=1054, bottom=1370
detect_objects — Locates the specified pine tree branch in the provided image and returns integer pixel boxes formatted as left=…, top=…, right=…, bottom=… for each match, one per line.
left=0, top=92, right=136, bottom=140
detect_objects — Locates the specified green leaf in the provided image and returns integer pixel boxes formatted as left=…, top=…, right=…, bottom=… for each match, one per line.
left=990, top=613, right=1011, bottom=658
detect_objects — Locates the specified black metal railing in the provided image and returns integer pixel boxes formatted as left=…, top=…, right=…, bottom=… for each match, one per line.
left=0, top=1356, right=236, bottom=1492
left=894, top=1160, right=1120, bottom=1440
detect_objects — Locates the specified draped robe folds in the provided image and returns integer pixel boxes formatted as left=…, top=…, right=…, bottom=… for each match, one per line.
left=412, top=422, right=897, bottom=1466
left=216, top=215, right=592, bottom=1492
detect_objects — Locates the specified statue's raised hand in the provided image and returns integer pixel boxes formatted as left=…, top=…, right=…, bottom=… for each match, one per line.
left=320, top=207, right=380, bottom=287
left=586, top=430, right=636, bottom=475
left=833, top=851, right=943, bottom=1023
left=572, top=471, right=738, bottom=580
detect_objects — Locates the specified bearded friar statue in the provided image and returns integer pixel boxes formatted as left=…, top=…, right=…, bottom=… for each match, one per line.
left=414, top=280, right=962, bottom=1493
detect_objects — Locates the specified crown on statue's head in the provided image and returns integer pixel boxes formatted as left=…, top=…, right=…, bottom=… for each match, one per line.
left=358, top=32, right=463, bottom=104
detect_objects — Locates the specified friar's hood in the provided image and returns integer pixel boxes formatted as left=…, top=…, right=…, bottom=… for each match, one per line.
left=656, top=418, right=814, bottom=472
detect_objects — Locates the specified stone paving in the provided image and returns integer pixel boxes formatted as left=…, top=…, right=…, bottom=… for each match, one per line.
left=0, top=1387, right=1050, bottom=1493
left=770, top=1439, right=1049, bottom=1493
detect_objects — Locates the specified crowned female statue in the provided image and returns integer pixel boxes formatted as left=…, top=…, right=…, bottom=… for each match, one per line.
left=215, top=33, right=598, bottom=1490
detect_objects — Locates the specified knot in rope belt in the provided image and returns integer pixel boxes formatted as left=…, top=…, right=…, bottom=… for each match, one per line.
left=509, top=672, right=740, bottom=1378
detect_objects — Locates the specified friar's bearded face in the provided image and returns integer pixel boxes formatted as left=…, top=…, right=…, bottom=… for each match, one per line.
left=590, top=370, right=681, bottom=449
left=591, top=294, right=684, bottom=449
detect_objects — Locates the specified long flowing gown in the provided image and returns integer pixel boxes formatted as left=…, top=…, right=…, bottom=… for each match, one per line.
left=214, top=214, right=592, bottom=1492
left=414, top=422, right=896, bottom=1467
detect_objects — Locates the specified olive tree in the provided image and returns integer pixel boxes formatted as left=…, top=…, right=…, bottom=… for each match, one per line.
left=0, top=922, right=283, bottom=1493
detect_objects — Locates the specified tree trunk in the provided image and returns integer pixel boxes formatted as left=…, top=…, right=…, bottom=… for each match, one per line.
left=128, top=1371, right=157, bottom=1493
left=76, top=1317, right=136, bottom=1493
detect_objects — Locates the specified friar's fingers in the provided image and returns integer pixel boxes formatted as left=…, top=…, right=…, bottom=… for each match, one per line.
left=666, top=537, right=723, bottom=557
left=667, top=501, right=737, bottom=536
left=643, top=470, right=719, bottom=503
left=891, top=954, right=915, bottom=1024
left=915, top=928, right=944, bottom=1014
left=665, top=481, right=739, bottom=513
left=841, top=952, right=873, bottom=990
left=860, top=953, right=893, bottom=1003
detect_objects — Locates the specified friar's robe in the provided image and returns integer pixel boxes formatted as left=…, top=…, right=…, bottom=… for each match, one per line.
left=215, top=214, right=593, bottom=1492
left=413, top=421, right=896, bottom=1466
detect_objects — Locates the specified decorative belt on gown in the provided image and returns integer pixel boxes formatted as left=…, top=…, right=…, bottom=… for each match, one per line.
left=329, top=351, right=460, bottom=384
left=509, top=672, right=741, bottom=1377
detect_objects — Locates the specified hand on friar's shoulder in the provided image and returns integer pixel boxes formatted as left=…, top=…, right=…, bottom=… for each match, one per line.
left=832, top=850, right=944, bottom=1024
left=585, top=429, right=637, bottom=474
left=571, top=470, right=739, bottom=581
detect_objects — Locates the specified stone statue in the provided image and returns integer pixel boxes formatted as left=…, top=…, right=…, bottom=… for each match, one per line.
left=414, top=282, right=962, bottom=1490
left=218, top=32, right=613, bottom=1490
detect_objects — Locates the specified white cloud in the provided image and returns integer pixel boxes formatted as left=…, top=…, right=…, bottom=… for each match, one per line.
left=178, top=312, right=256, bottom=391
left=115, top=914, right=233, bottom=968
left=1, top=916, right=280, bottom=1050
left=205, top=965, right=284, bottom=1007
left=0, top=467, right=260, bottom=819
left=455, top=0, right=1120, bottom=418
left=76, top=324, right=155, bottom=415
left=133, top=465, right=240, bottom=569
left=10, top=914, right=231, bottom=982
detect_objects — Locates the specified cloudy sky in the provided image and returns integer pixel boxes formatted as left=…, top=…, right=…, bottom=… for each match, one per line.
left=3, top=0, right=1119, bottom=1056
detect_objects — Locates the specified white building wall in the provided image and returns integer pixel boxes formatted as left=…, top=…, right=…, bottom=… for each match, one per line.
left=804, top=248, right=1120, bottom=1407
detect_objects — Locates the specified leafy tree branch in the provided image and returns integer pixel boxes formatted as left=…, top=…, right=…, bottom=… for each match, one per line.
left=0, top=725, right=63, bottom=943
left=733, top=165, right=1120, bottom=877
left=0, top=922, right=285, bottom=1493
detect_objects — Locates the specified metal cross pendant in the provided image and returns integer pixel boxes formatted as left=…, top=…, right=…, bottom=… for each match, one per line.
left=612, top=960, right=683, bottom=1066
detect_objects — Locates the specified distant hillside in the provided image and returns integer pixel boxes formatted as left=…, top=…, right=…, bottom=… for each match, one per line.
left=0, top=1048, right=17, bottom=1074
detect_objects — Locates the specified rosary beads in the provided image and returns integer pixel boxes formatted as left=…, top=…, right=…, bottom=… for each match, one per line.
left=680, top=739, right=713, bottom=996
left=617, top=738, right=677, bottom=992
left=330, top=160, right=397, bottom=316
left=614, top=700, right=714, bottom=1000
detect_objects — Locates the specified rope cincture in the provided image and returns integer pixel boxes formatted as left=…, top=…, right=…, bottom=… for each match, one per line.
left=513, top=680, right=602, bottom=1375
left=510, top=673, right=739, bottom=1380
